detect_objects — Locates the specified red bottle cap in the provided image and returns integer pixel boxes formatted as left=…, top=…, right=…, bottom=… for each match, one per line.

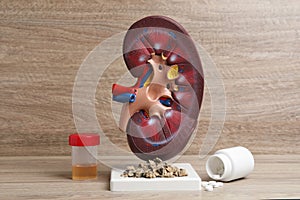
left=69, top=133, right=100, bottom=146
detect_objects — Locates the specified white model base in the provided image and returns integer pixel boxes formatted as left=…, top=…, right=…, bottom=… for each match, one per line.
left=110, top=163, right=201, bottom=191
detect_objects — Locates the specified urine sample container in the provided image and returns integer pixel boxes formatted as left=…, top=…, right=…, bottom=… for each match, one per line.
left=69, top=133, right=100, bottom=180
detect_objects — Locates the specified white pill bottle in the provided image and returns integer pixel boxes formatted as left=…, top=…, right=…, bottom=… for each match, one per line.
left=206, top=146, right=254, bottom=182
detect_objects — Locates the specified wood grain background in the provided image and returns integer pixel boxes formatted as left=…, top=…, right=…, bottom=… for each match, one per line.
left=0, top=0, right=299, bottom=156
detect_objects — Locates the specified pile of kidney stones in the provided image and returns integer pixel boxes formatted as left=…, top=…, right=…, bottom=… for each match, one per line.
left=121, top=157, right=188, bottom=179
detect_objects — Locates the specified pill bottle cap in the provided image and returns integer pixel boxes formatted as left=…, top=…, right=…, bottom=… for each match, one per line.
left=69, top=133, right=100, bottom=146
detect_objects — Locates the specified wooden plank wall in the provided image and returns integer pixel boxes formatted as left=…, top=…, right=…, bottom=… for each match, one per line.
left=0, top=0, right=299, bottom=156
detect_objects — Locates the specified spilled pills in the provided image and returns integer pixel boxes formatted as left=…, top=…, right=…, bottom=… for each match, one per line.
left=201, top=181, right=224, bottom=192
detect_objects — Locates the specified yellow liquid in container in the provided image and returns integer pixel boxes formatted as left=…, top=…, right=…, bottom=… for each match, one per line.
left=72, top=164, right=97, bottom=180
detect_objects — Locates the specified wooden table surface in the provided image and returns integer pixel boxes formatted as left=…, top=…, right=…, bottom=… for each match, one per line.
left=0, top=155, right=299, bottom=200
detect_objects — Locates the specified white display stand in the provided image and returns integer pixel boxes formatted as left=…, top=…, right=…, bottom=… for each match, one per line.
left=110, top=163, right=201, bottom=191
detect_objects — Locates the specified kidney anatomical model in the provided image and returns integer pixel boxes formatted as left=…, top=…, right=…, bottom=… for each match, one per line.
left=112, top=16, right=204, bottom=161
